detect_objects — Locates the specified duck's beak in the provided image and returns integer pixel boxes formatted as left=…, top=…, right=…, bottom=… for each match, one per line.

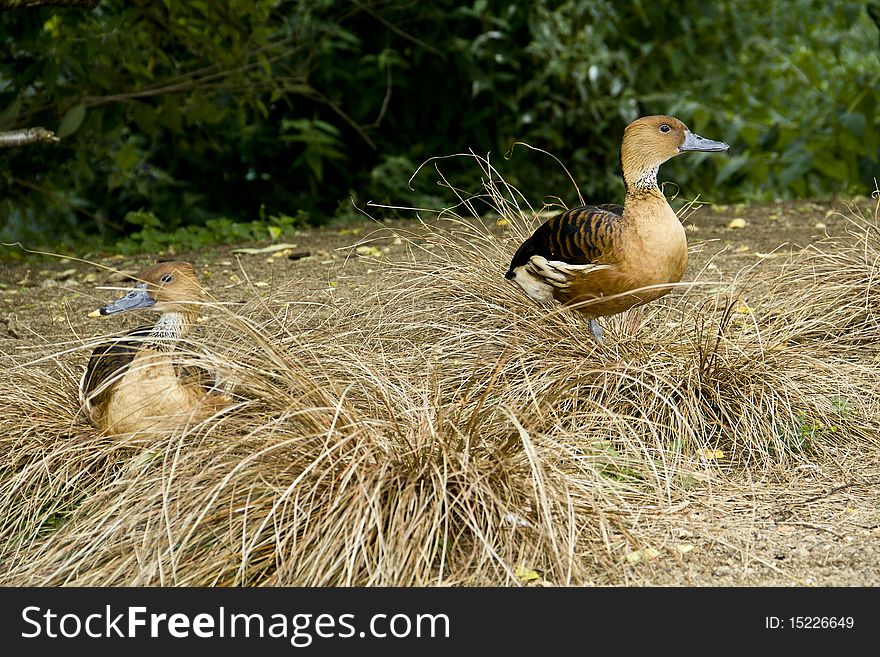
left=92, top=282, right=156, bottom=316
left=679, top=130, right=729, bottom=153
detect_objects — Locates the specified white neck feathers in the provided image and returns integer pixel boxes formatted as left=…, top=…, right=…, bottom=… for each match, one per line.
left=148, top=312, right=189, bottom=350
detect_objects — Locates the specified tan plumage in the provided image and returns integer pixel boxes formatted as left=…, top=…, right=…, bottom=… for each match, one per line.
left=506, top=115, right=729, bottom=340
left=80, top=261, right=229, bottom=434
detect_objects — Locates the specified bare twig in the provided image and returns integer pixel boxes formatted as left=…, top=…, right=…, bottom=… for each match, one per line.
left=350, top=0, right=446, bottom=58
left=0, top=0, right=100, bottom=8
left=0, top=127, right=59, bottom=148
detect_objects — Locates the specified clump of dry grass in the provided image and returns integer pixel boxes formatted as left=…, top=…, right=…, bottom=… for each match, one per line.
left=756, top=201, right=880, bottom=353
left=1, top=159, right=878, bottom=586
left=0, top=313, right=627, bottom=585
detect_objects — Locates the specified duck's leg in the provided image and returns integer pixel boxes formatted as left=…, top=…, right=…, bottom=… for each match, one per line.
left=588, top=318, right=604, bottom=343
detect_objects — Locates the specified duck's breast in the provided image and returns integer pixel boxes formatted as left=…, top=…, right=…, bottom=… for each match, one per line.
left=623, top=196, right=688, bottom=290
left=103, top=350, right=204, bottom=434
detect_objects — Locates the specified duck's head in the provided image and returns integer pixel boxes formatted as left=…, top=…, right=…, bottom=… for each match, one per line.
left=91, top=261, right=205, bottom=319
left=620, top=115, right=729, bottom=191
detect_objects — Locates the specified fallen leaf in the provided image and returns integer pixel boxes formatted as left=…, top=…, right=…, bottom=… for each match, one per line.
left=515, top=565, right=541, bottom=582
left=230, top=243, right=298, bottom=255
left=496, top=217, right=509, bottom=226
left=53, top=268, right=77, bottom=280
left=727, top=218, right=747, bottom=229
left=106, top=270, right=137, bottom=282
left=355, top=245, right=384, bottom=258
left=697, top=448, right=725, bottom=460
left=504, top=513, right=531, bottom=528
left=1, top=314, right=21, bottom=338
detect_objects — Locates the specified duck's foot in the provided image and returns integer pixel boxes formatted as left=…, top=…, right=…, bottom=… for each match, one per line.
left=588, top=318, right=604, bottom=343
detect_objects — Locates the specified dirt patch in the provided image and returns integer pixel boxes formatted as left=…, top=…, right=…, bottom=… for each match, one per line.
left=1, top=198, right=878, bottom=586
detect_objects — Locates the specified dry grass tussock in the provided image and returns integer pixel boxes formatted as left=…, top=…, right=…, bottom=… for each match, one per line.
left=1, top=157, right=879, bottom=585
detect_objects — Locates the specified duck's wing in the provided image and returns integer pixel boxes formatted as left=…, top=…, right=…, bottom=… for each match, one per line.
left=79, top=326, right=152, bottom=421
left=173, top=349, right=223, bottom=394
left=506, top=204, right=624, bottom=271
left=505, top=205, right=624, bottom=302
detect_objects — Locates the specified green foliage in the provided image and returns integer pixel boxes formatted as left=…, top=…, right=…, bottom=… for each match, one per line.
left=1, top=0, right=878, bottom=249
left=115, top=209, right=303, bottom=254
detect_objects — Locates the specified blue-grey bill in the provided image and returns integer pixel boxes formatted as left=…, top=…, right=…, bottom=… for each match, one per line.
left=680, top=131, right=729, bottom=153
left=99, top=283, right=156, bottom=315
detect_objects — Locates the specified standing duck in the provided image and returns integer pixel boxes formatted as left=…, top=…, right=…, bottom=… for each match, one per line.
left=505, top=115, right=729, bottom=341
left=80, top=261, right=227, bottom=434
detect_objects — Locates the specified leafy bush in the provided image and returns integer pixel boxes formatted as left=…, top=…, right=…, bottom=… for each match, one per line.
left=0, top=0, right=878, bottom=249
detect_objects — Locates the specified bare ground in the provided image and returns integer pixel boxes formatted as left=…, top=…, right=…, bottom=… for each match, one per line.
left=1, top=198, right=878, bottom=586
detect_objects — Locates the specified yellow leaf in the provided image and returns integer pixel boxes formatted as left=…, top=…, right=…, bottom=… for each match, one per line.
left=355, top=245, right=384, bottom=258
left=727, top=218, right=747, bottom=229
left=515, top=565, right=541, bottom=582
left=231, top=243, right=297, bottom=255
left=626, top=546, right=660, bottom=563
left=496, top=217, right=509, bottom=226
left=697, top=448, right=725, bottom=460
left=267, top=225, right=282, bottom=240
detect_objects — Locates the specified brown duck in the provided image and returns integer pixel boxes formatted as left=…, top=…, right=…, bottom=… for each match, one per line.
left=505, top=115, right=729, bottom=341
left=79, top=261, right=228, bottom=434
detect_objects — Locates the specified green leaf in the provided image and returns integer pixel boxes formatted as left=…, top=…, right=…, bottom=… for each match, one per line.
left=115, top=142, right=140, bottom=171
left=56, top=103, right=86, bottom=139
left=0, top=98, right=22, bottom=131
left=812, top=155, right=849, bottom=181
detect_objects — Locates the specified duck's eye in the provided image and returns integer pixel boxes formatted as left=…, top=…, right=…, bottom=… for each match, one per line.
left=660, top=124, right=671, bottom=133
left=160, top=274, right=173, bottom=283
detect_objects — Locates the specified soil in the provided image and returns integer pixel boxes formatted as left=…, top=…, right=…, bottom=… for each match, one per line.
left=2, top=197, right=879, bottom=587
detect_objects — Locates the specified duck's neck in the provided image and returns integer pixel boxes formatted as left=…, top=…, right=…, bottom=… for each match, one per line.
left=147, top=310, right=196, bottom=350
left=619, top=146, right=667, bottom=198
left=625, top=165, right=659, bottom=193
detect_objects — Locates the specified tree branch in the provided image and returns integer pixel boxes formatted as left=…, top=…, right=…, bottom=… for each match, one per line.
left=349, top=0, right=445, bottom=58
left=0, top=0, right=100, bottom=8
left=0, top=127, right=59, bottom=148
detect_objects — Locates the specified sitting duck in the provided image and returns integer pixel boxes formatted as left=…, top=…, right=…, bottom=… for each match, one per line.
left=505, top=115, right=729, bottom=341
left=80, top=261, right=227, bottom=434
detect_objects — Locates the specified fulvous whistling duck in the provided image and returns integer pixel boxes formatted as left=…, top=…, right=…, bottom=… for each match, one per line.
left=80, top=261, right=227, bottom=434
left=505, top=115, right=729, bottom=341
